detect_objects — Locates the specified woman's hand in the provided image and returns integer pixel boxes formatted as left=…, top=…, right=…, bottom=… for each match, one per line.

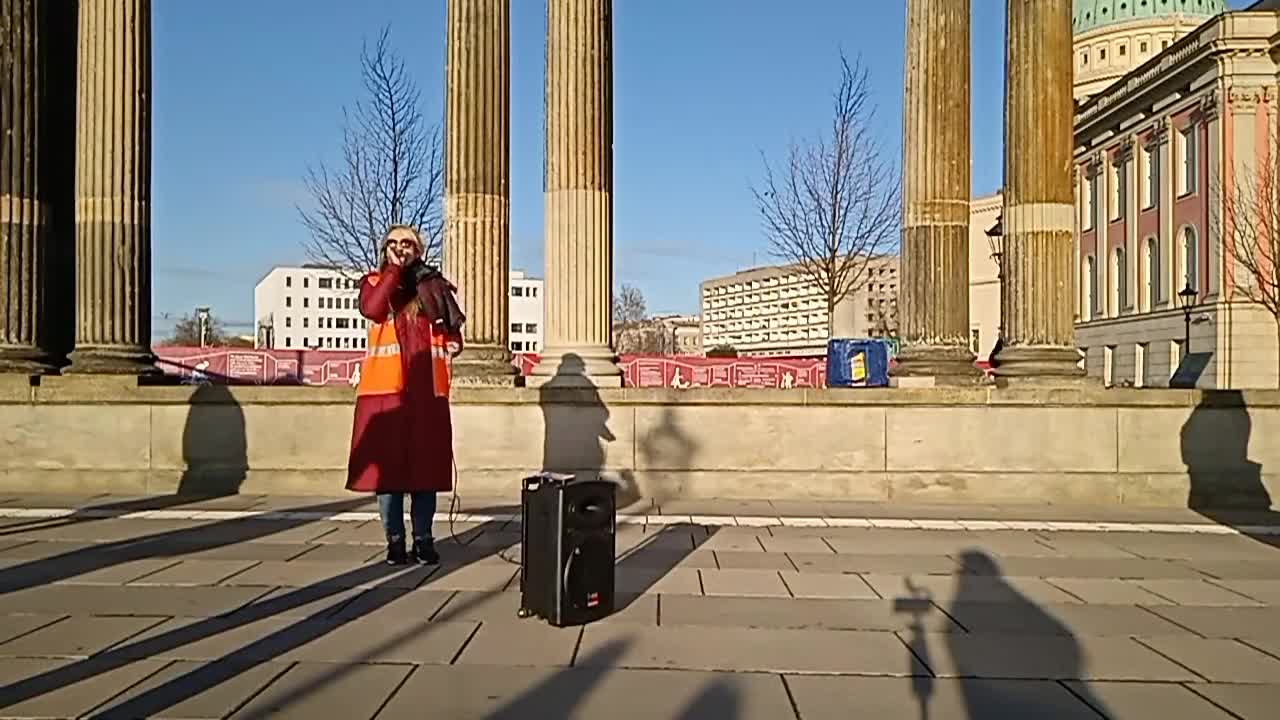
left=446, top=341, right=462, bottom=358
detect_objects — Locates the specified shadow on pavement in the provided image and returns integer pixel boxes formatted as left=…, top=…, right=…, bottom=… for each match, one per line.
left=1182, top=389, right=1280, bottom=549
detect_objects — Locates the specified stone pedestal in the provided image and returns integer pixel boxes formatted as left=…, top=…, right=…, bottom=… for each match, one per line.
left=0, top=0, right=58, bottom=375
left=65, top=0, right=157, bottom=375
left=894, top=0, right=979, bottom=385
left=994, top=0, right=1087, bottom=386
left=443, top=0, right=517, bottom=384
left=529, top=0, right=621, bottom=388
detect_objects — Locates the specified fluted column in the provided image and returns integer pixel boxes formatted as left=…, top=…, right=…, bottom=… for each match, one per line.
left=444, top=0, right=516, bottom=383
left=66, top=0, right=156, bottom=375
left=893, top=0, right=978, bottom=385
left=529, top=0, right=621, bottom=386
left=994, top=0, right=1085, bottom=384
left=0, top=0, right=57, bottom=374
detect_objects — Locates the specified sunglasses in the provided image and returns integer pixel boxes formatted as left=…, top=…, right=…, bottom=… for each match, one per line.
left=386, top=239, right=420, bottom=250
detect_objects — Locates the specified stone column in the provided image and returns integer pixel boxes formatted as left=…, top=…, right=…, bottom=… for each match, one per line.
left=894, top=0, right=978, bottom=385
left=0, top=0, right=58, bottom=374
left=66, top=0, right=157, bottom=375
left=994, top=0, right=1085, bottom=384
left=529, top=0, right=621, bottom=387
left=444, top=0, right=517, bottom=383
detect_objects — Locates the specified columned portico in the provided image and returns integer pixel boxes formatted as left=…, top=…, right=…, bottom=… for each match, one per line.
left=529, top=0, right=622, bottom=387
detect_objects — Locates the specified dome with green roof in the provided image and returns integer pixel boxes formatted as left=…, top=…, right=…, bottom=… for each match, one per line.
left=1073, top=0, right=1225, bottom=35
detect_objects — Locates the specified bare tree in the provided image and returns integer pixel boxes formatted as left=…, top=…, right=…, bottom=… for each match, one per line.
left=613, top=284, right=647, bottom=329
left=752, top=53, right=900, bottom=336
left=1220, top=137, right=1280, bottom=382
left=298, top=26, right=444, bottom=273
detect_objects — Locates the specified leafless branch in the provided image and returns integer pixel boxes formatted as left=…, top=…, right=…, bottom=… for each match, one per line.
left=298, top=25, right=444, bottom=276
left=750, top=53, right=900, bottom=333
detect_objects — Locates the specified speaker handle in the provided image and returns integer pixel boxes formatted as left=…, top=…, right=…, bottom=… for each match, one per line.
left=561, top=545, right=579, bottom=598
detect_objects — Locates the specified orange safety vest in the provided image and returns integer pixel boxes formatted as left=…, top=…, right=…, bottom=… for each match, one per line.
left=356, top=278, right=452, bottom=399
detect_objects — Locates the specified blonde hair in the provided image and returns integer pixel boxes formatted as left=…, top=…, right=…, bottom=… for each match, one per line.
left=379, top=224, right=427, bottom=321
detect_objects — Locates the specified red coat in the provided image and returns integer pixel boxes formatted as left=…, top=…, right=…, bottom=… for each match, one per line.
left=346, top=264, right=461, bottom=494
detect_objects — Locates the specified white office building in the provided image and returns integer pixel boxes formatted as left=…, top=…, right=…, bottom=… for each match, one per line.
left=254, top=266, right=545, bottom=354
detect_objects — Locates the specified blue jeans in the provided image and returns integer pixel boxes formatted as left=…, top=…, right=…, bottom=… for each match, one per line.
left=376, top=492, right=437, bottom=543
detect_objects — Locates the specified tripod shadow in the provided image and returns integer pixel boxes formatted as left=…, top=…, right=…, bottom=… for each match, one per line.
left=1182, top=390, right=1278, bottom=547
left=177, top=383, right=248, bottom=496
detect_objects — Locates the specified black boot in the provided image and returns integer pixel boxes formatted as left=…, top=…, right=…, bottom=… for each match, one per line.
left=386, top=537, right=409, bottom=565
left=412, top=537, right=440, bottom=565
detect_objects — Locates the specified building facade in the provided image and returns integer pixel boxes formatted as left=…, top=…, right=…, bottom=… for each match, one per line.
left=255, top=267, right=545, bottom=354
left=1072, top=0, right=1224, bottom=100
left=968, top=194, right=1003, bottom=361
left=1073, top=8, right=1280, bottom=389
left=699, top=258, right=899, bottom=356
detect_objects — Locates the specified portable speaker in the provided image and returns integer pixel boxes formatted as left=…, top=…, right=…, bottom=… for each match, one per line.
left=517, top=473, right=616, bottom=627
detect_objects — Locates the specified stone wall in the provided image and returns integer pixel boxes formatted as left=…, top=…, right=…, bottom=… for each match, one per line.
left=0, top=376, right=1276, bottom=510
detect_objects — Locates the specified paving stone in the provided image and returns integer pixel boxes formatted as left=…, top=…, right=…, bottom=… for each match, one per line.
left=89, top=660, right=292, bottom=719
left=51, top=558, right=183, bottom=586
left=287, top=542, right=382, bottom=563
left=112, top=615, right=337, bottom=662
left=779, top=571, right=878, bottom=599
left=578, top=624, right=922, bottom=675
left=0, top=615, right=165, bottom=658
left=974, top=556, right=1207, bottom=580
left=435, top=590, right=657, bottom=626
left=861, top=574, right=1083, bottom=606
left=712, top=550, right=793, bottom=571
left=1189, top=683, right=1280, bottom=720
left=700, top=569, right=790, bottom=598
left=221, top=560, right=433, bottom=590
left=661, top=499, right=777, bottom=516
left=227, top=662, right=413, bottom=719
left=1207, top=579, right=1280, bottom=605
left=127, top=560, right=261, bottom=586
left=283, top=617, right=479, bottom=664
left=1145, top=606, right=1280, bottom=638
left=1106, top=534, right=1274, bottom=561
left=756, top=536, right=833, bottom=554
left=378, top=664, right=795, bottom=720
left=786, top=675, right=1102, bottom=720
left=1136, top=579, right=1264, bottom=606
left=0, top=613, right=65, bottom=644
left=0, top=657, right=170, bottom=718
left=787, top=552, right=962, bottom=576
left=309, top=521, right=386, bottom=545
left=0, top=540, right=100, bottom=560
left=0, top=584, right=271, bottom=617
left=926, top=632, right=1200, bottom=681
left=617, top=548, right=718, bottom=570
left=945, top=602, right=1192, bottom=637
left=1138, top=636, right=1280, bottom=683
left=225, top=584, right=371, bottom=621
left=328, top=587, right=455, bottom=622
left=1031, top=534, right=1147, bottom=559
left=157, top=541, right=313, bottom=562
left=454, top=619, right=582, bottom=667
left=1045, top=578, right=1175, bottom=605
left=418, top=563, right=517, bottom=592
left=1184, top=560, right=1280, bottom=580
left=1063, top=681, right=1237, bottom=719
left=659, top=595, right=961, bottom=633
left=696, top=534, right=765, bottom=552
left=615, top=567, right=702, bottom=595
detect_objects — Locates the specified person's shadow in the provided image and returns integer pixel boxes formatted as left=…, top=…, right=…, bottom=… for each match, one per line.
left=1181, top=390, right=1277, bottom=542
left=177, top=384, right=248, bottom=496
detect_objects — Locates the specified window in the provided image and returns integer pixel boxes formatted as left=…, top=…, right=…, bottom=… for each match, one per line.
left=1177, top=125, right=1198, bottom=196
left=343, top=298, right=351, bottom=310
left=1099, top=47, right=1107, bottom=61
left=970, top=329, right=980, bottom=355
left=511, top=322, right=522, bottom=334
left=303, top=278, right=309, bottom=289
left=530, top=287, right=538, bottom=298
left=1181, top=227, right=1199, bottom=293
left=318, top=278, right=333, bottom=289
left=285, top=296, right=292, bottom=308
left=1104, top=346, right=1115, bottom=387
left=1084, top=256, right=1099, bottom=321
left=1109, top=159, right=1125, bottom=221
left=303, top=318, right=309, bottom=328
left=1081, top=51, right=1089, bottom=67
left=1144, top=237, right=1161, bottom=310
left=303, top=298, right=310, bottom=308
left=1119, top=44, right=1126, bottom=57
left=285, top=276, right=292, bottom=288
left=342, top=337, right=350, bottom=349
left=1142, top=143, right=1159, bottom=210
left=302, top=337, right=308, bottom=347
left=285, top=337, right=293, bottom=348
left=1162, top=40, right=1169, bottom=50
left=511, top=341, right=524, bottom=352
left=1083, top=172, right=1098, bottom=230
left=1113, top=247, right=1128, bottom=312
left=336, top=318, right=350, bottom=329
left=1135, top=343, right=1147, bottom=388
left=512, top=287, right=524, bottom=297
left=324, top=337, right=333, bottom=348
left=525, top=323, right=538, bottom=334
left=327, top=318, right=334, bottom=329
left=1140, top=41, right=1148, bottom=54
left=285, top=317, right=292, bottom=328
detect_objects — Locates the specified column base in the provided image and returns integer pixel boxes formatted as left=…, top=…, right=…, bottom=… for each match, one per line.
left=0, top=345, right=60, bottom=376
left=450, top=344, right=520, bottom=386
left=65, top=345, right=160, bottom=376
left=991, top=345, right=1092, bottom=388
left=528, top=345, right=623, bottom=388
left=892, top=344, right=983, bottom=387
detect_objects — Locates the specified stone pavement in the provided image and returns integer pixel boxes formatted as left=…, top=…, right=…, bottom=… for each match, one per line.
left=0, top=495, right=1277, bottom=719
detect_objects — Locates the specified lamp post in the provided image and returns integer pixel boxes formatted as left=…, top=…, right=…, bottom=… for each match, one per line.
left=1178, top=284, right=1197, bottom=357
left=195, top=307, right=211, bottom=348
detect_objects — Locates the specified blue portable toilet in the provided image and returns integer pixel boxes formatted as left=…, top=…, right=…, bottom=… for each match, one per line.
left=826, top=339, right=890, bottom=388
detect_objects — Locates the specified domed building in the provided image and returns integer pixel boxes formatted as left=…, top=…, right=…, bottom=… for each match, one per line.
left=1073, top=0, right=1226, bottom=99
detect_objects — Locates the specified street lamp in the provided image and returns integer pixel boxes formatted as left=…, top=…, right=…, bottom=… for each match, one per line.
left=985, top=215, right=1003, bottom=280
left=195, top=307, right=211, bottom=348
left=1178, top=284, right=1197, bottom=357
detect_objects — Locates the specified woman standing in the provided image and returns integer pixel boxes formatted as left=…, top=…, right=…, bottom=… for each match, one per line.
left=347, top=225, right=464, bottom=565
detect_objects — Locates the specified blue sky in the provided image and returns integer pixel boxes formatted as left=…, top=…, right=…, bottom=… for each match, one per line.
left=152, top=0, right=1012, bottom=338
